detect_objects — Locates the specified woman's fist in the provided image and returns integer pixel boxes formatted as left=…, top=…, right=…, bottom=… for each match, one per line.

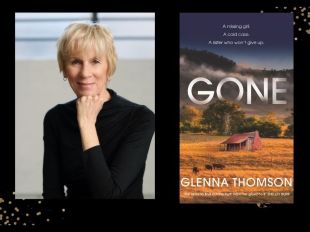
left=76, top=95, right=105, bottom=128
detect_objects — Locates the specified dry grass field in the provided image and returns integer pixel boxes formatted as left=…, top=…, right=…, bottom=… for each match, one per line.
left=180, top=134, right=293, bottom=203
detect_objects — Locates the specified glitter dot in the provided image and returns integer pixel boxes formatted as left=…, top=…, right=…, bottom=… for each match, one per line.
left=5, top=216, right=9, bottom=219
left=296, top=16, right=299, bottom=19
left=275, top=6, right=278, bottom=9
left=14, top=222, right=17, bottom=225
left=17, top=217, right=20, bottom=221
left=304, top=19, right=307, bottom=22
left=23, top=223, right=26, bottom=226
left=8, top=201, right=12, bottom=204
left=3, top=211, right=6, bottom=214
left=62, top=208, right=65, bottom=212
left=46, top=218, right=50, bottom=222
left=301, top=7, right=306, bottom=12
left=32, top=223, right=35, bottom=226
left=284, top=6, right=287, bottom=9
left=295, top=37, right=298, bottom=40
left=294, top=22, right=295, bottom=25
left=26, top=213, right=29, bottom=217
left=12, top=192, right=15, bottom=195
left=36, top=212, right=41, bottom=216
left=14, top=207, right=19, bottom=212
left=293, top=7, right=296, bottom=10
left=301, top=13, right=304, bottom=16
left=0, top=207, right=2, bottom=210
left=11, top=213, right=14, bottom=217
left=38, top=201, right=41, bottom=204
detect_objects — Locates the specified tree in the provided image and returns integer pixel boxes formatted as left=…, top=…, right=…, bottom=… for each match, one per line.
left=284, top=109, right=294, bottom=137
left=180, top=105, right=203, bottom=133
left=180, top=105, right=202, bottom=125
left=285, top=124, right=294, bottom=137
left=256, top=121, right=281, bottom=137
left=238, top=116, right=258, bottom=133
left=262, top=112, right=279, bottom=124
left=201, top=100, right=245, bottom=135
left=284, top=108, right=293, bottom=125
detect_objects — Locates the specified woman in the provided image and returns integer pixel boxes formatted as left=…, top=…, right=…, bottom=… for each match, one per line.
left=42, top=23, right=155, bottom=199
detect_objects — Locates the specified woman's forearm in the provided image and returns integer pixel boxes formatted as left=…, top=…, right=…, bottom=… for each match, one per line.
left=79, top=123, right=100, bottom=151
left=76, top=95, right=107, bottom=151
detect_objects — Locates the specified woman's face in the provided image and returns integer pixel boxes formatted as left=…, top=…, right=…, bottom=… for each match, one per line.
left=64, top=49, right=109, bottom=98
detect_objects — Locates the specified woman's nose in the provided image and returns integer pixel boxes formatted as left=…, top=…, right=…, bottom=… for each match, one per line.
left=81, top=63, right=92, bottom=78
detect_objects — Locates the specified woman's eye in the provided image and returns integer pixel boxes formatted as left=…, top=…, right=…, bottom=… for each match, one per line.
left=92, top=59, right=101, bottom=64
left=71, top=60, right=80, bottom=65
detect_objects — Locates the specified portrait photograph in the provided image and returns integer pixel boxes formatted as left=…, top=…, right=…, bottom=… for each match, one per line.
left=15, top=12, right=155, bottom=199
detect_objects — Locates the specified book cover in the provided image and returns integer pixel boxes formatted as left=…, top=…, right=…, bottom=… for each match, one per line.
left=180, top=13, right=294, bottom=203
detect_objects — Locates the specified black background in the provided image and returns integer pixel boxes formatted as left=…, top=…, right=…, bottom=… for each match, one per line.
left=1, top=0, right=309, bottom=226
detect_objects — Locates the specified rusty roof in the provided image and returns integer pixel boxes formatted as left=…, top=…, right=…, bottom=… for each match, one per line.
left=221, top=131, right=258, bottom=144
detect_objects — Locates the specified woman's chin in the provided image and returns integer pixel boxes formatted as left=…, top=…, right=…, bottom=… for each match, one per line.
left=75, top=89, right=97, bottom=97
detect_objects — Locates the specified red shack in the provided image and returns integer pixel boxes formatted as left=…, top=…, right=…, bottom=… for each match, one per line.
left=220, top=131, right=262, bottom=151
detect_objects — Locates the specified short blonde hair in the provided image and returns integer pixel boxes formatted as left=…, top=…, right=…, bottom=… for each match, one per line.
left=57, top=23, right=117, bottom=78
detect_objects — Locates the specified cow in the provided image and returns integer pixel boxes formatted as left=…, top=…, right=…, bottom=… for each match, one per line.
left=213, top=163, right=225, bottom=170
left=205, top=164, right=213, bottom=171
left=192, top=166, right=199, bottom=174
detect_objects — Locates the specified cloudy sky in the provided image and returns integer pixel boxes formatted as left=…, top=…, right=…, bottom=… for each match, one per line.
left=180, top=13, right=293, bottom=70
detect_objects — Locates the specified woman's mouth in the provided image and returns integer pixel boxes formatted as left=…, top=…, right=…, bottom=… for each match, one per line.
left=77, top=82, right=95, bottom=90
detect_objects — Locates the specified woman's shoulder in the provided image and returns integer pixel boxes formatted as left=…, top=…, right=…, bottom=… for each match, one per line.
left=118, top=98, right=154, bottom=129
left=44, top=99, right=76, bottom=121
left=113, top=94, right=154, bottom=118
left=134, top=104, right=155, bottom=121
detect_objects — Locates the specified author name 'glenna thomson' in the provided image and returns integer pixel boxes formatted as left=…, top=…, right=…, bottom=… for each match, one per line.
left=181, top=177, right=293, bottom=188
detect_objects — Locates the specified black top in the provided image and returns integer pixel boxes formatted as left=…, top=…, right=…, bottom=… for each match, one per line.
left=42, top=89, right=155, bottom=199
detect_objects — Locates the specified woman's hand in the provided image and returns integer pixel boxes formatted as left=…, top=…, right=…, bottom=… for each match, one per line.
left=76, top=95, right=105, bottom=128
left=76, top=95, right=105, bottom=151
